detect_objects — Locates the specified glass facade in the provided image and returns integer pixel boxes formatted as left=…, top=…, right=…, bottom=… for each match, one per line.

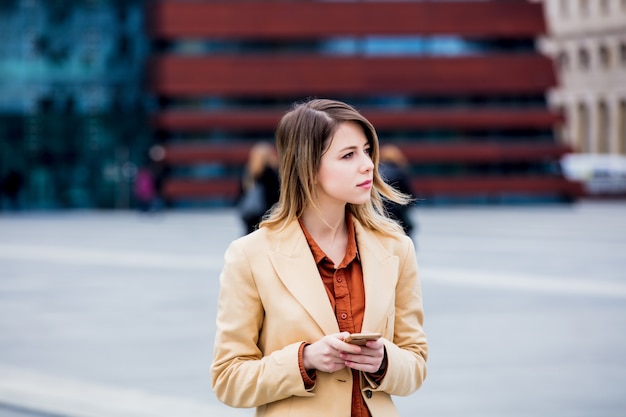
left=0, top=0, right=150, bottom=210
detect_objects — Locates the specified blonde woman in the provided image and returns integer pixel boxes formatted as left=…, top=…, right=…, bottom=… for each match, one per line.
left=379, top=144, right=416, bottom=237
left=212, top=99, right=428, bottom=417
left=238, top=141, right=280, bottom=234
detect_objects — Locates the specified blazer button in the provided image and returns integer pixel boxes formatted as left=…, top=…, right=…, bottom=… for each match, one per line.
left=365, top=390, right=372, bottom=399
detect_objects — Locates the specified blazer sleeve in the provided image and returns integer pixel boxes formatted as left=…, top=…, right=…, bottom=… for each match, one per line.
left=368, top=236, right=428, bottom=396
left=210, top=238, right=314, bottom=408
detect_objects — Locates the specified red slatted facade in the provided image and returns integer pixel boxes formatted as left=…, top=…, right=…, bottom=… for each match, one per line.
left=146, top=0, right=583, bottom=205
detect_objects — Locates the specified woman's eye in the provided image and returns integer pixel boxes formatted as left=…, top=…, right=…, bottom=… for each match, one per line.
left=342, top=152, right=354, bottom=159
left=364, top=148, right=372, bottom=155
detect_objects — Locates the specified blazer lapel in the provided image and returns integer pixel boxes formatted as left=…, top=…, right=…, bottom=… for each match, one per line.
left=355, top=220, right=399, bottom=333
left=268, top=221, right=339, bottom=335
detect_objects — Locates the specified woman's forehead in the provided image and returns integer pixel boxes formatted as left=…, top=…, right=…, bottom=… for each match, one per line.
left=327, top=122, right=368, bottom=146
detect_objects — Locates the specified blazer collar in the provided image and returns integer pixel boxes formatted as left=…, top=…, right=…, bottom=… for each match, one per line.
left=268, top=218, right=397, bottom=335
left=353, top=220, right=398, bottom=333
left=268, top=220, right=338, bottom=335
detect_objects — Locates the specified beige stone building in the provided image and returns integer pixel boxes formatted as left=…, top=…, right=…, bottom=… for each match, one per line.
left=538, top=0, right=626, bottom=155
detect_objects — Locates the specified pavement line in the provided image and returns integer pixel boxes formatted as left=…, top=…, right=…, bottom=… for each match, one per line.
left=423, top=266, right=626, bottom=299
left=0, top=365, right=248, bottom=417
left=0, top=244, right=223, bottom=271
left=2, top=243, right=625, bottom=299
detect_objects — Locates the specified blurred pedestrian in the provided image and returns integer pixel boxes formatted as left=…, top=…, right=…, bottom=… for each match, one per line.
left=134, top=165, right=156, bottom=212
left=148, top=145, right=168, bottom=209
left=378, top=144, right=416, bottom=238
left=1, top=169, right=24, bottom=211
left=237, top=141, right=280, bottom=234
left=211, top=99, right=428, bottom=417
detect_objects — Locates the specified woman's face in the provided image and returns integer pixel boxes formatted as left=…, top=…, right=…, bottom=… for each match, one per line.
left=315, top=121, right=374, bottom=208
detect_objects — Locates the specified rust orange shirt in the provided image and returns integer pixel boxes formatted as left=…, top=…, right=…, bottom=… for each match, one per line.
left=299, top=214, right=371, bottom=417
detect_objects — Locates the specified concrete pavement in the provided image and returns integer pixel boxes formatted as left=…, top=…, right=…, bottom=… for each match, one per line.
left=1, top=201, right=625, bottom=417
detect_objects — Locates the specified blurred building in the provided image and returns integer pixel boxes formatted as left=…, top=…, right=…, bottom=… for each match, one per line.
left=1, top=0, right=586, bottom=210
left=539, top=0, right=626, bottom=154
left=148, top=0, right=582, bottom=208
left=0, top=0, right=149, bottom=209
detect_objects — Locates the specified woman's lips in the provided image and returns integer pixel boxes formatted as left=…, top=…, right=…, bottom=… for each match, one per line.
left=358, top=180, right=372, bottom=189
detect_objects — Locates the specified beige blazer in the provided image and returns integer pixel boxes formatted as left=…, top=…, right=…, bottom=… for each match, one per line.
left=211, top=218, right=428, bottom=417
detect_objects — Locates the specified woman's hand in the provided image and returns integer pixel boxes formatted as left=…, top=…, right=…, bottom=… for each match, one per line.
left=303, top=332, right=385, bottom=374
left=303, top=332, right=361, bottom=373
left=340, top=337, right=385, bottom=374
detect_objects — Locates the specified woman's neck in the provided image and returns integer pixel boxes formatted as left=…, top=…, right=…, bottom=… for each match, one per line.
left=301, top=205, right=347, bottom=251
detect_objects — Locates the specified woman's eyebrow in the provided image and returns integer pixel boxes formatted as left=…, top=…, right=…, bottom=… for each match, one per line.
left=337, top=141, right=369, bottom=153
left=337, top=145, right=358, bottom=153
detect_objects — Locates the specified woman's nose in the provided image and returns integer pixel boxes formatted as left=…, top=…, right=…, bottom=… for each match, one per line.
left=361, top=155, right=374, bottom=171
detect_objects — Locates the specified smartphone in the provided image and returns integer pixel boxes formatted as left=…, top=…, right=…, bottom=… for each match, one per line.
left=344, top=332, right=382, bottom=345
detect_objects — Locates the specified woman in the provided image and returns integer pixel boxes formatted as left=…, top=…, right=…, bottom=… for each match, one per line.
left=378, top=144, right=416, bottom=237
left=238, top=141, right=281, bottom=234
left=211, top=99, right=428, bottom=417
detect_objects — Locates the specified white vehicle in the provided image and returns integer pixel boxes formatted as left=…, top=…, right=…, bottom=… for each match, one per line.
left=561, top=153, right=626, bottom=195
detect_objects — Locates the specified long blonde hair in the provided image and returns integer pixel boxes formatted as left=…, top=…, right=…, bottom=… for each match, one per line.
left=261, top=99, right=411, bottom=235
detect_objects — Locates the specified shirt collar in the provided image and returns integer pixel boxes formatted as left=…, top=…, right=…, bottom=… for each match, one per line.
left=299, top=211, right=359, bottom=267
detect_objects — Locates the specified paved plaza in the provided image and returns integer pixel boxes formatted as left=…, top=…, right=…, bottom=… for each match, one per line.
left=1, top=201, right=625, bottom=417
